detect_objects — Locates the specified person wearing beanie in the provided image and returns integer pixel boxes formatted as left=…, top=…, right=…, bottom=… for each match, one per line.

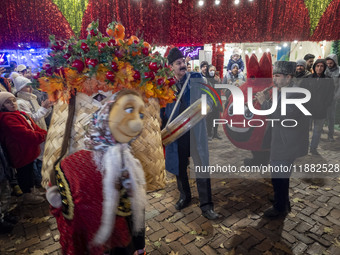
left=11, top=72, right=53, bottom=188
left=231, top=63, right=239, bottom=71
left=325, top=54, right=340, bottom=77
left=205, top=65, right=222, bottom=140
left=0, top=92, right=15, bottom=110
left=295, top=59, right=311, bottom=86
left=325, top=54, right=340, bottom=142
left=15, top=64, right=32, bottom=79
left=255, top=61, right=310, bottom=218
left=162, top=47, right=220, bottom=220
left=200, top=61, right=209, bottom=78
left=11, top=72, right=52, bottom=130
left=15, top=64, right=26, bottom=73
left=303, top=53, right=315, bottom=73
left=223, top=63, right=245, bottom=86
left=300, top=59, right=335, bottom=155
left=227, top=48, right=245, bottom=72
left=0, top=92, right=21, bottom=231
left=0, top=92, right=47, bottom=204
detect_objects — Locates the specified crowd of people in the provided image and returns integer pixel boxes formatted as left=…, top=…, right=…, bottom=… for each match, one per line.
left=0, top=50, right=339, bottom=240
left=163, top=48, right=339, bottom=221
left=0, top=64, right=52, bottom=234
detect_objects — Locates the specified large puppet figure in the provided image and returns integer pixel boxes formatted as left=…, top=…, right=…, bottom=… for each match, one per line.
left=46, top=89, right=146, bottom=255
left=223, top=53, right=273, bottom=165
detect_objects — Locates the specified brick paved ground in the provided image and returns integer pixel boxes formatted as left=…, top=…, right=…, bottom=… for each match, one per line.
left=1, top=129, right=339, bottom=255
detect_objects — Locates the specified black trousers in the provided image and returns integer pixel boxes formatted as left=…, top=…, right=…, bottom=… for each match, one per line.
left=206, top=106, right=221, bottom=137
left=176, top=136, right=213, bottom=212
left=270, top=159, right=294, bottom=212
left=16, top=162, right=34, bottom=193
left=248, top=151, right=270, bottom=166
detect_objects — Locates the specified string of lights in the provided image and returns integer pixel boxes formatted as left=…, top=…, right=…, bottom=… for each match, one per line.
left=232, top=42, right=325, bottom=57
left=189, top=0, right=255, bottom=6
left=155, top=0, right=256, bottom=6
left=0, top=49, right=49, bottom=71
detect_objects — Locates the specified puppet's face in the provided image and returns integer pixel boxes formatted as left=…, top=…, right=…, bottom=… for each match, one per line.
left=108, top=94, right=145, bottom=143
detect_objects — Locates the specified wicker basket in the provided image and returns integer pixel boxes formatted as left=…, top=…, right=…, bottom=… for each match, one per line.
left=130, top=98, right=166, bottom=191
left=41, top=92, right=166, bottom=191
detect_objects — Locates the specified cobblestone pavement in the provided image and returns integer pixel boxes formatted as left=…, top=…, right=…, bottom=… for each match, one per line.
left=1, top=130, right=339, bottom=255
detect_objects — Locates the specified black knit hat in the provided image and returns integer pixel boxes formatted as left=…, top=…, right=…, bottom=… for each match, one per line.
left=167, top=48, right=184, bottom=65
left=273, top=61, right=296, bottom=75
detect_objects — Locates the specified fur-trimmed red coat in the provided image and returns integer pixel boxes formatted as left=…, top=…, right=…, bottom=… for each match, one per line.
left=51, top=150, right=131, bottom=255
left=0, top=111, right=46, bottom=168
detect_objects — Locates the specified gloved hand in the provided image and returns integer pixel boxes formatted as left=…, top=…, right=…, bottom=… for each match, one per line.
left=46, top=185, right=62, bottom=208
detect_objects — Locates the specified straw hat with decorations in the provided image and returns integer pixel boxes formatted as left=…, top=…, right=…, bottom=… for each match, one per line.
left=37, top=21, right=175, bottom=191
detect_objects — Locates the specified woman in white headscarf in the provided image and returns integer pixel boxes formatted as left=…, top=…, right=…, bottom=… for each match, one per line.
left=11, top=72, right=53, bottom=188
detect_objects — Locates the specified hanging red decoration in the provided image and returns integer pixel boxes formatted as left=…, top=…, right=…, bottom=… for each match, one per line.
left=310, top=0, right=340, bottom=40
left=0, top=0, right=74, bottom=49
left=212, top=44, right=217, bottom=68
left=79, top=0, right=318, bottom=45
left=163, top=46, right=174, bottom=59
left=216, top=43, right=225, bottom=79
left=1, top=0, right=339, bottom=49
left=212, top=44, right=225, bottom=79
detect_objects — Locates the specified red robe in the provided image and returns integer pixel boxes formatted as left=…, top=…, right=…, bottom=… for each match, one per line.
left=51, top=150, right=131, bottom=255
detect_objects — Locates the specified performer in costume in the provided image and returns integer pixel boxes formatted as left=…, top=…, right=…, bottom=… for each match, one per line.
left=161, top=48, right=220, bottom=220
left=255, top=61, right=309, bottom=218
left=223, top=53, right=273, bottom=166
left=46, top=89, right=146, bottom=255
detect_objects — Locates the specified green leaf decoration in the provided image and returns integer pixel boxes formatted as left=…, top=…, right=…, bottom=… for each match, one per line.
left=304, top=0, right=333, bottom=35
left=52, top=0, right=89, bottom=36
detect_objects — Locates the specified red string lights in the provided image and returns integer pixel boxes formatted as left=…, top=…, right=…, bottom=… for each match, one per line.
left=0, top=0, right=339, bottom=49
left=0, top=0, right=74, bottom=49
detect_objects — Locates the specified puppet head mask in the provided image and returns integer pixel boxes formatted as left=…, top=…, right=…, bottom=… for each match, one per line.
left=85, top=89, right=145, bottom=150
left=223, top=53, right=273, bottom=151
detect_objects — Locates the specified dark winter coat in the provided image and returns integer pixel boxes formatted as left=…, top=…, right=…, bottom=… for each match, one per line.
left=325, top=54, right=340, bottom=100
left=160, top=72, right=212, bottom=175
left=300, top=59, right=335, bottom=119
left=227, top=57, right=245, bottom=72
left=261, top=82, right=310, bottom=161
left=294, top=70, right=312, bottom=87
